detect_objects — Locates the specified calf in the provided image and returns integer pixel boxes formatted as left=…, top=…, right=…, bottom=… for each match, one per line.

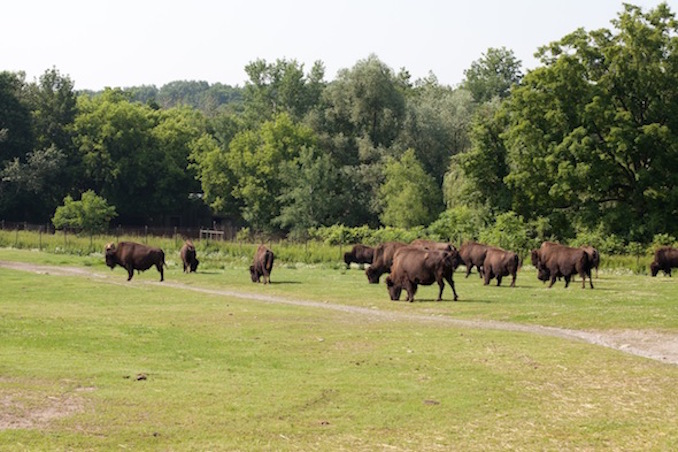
left=385, top=246, right=459, bottom=302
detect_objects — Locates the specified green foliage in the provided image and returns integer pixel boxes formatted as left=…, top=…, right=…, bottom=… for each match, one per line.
left=478, top=211, right=536, bottom=256
left=379, top=149, right=442, bottom=228
left=463, top=47, right=523, bottom=103
left=427, top=205, right=489, bottom=244
left=52, top=190, right=117, bottom=233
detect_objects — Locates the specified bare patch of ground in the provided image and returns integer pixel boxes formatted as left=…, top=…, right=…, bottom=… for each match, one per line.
left=2, top=260, right=678, bottom=366
left=0, top=388, right=90, bottom=430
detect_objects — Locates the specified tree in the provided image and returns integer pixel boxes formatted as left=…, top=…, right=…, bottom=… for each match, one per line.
left=378, top=149, right=442, bottom=228
left=0, top=71, right=33, bottom=165
left=463, top=47, right=523, bottom=103
left=397, top=80, right=474, bottom=185
left=276, top=147, right=349, bottom=235
left=52, top=190, right=117, bottom=233
left=243, top=59, right=326, bottom=124
left=226, top=113, right=317, bottom=231
left=502, top=2, right=678, bottom=240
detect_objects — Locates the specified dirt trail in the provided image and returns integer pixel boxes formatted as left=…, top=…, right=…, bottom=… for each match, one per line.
left=2, top=260, right=678, bottom=366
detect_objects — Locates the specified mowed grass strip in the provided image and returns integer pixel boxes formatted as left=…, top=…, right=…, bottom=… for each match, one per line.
left=2, top=259, right=678, bottom=450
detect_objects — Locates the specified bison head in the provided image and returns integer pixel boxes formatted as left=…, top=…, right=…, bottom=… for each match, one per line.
left=536, top=265, right=550, bottom=282
left=385, top=276, right=402, bottom=301
left=365, top=267, right=380, bottom=284
left=249, top=265, right=259, bottom=282
left=650, top=262, right=660, bottom=277
left=104, top=243, right=117, bottom=269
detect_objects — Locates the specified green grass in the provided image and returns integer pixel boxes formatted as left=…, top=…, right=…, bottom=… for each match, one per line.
left=2, top=248, right=678, bottom=450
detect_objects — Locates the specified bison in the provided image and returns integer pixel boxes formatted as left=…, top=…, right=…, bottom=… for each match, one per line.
left=250, top=245, right=275, bottom=284
left=650, top=246, right=678, bottom=277
left=105, top=241, right=166, bottom=281
left=581, top=245, right=600, bottom=278
left=365, top=242, right=407, bottom=284
left=483, top=246, right=519, bottom=287
left=458, top=241, right=491, bottom=278
left=180, top=240, right=199, bottom=273
left=531, top=242, right=593, bottom=289
left=343, top=244, right=374, bottom=269
left=385, top=246, right=460, bottom=302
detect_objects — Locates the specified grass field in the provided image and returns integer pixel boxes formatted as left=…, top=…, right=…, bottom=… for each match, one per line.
left=2, top=248, right=678, bottom=450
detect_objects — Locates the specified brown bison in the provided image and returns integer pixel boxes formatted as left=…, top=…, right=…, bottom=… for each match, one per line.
left=365, top=242, right=407, bottom=284
left=483, top=247, right=519, bottom=287
left=650, top=246, right=678, bottom=276
left=105, top=241, right=166, bottom=281
left=385, top=246, right=460, bottom=302
left=531, top=242, right=593, bottom=289
left=250, top=245, right=275, bottom=284
left=458, top=241, right=491, bottom=278
left=180, top=240, right=199, bottom=273
left=581, top=245, right=600, bottom=278
left=343, top=244, right=374, bottom=269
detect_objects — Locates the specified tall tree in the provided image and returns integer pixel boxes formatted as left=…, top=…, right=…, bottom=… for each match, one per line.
left=378, top=149, right=442, bottom=228
left=225, top=113, right=317, bottom=231
left=463, top=47, right=523, bottom=103
left=502, top=3, right=678, bottom=240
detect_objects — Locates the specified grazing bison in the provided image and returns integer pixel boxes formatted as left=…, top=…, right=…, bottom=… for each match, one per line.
left=581, top=246, right=600, bottom=278
left=385, top=246, right=460, bottom=302
left=105, top=241, right=166, bottom=281
left=458, top=241, right=491, bottom=278
left=365, top=242, right=407, bottom=284
left=343, top=244, right=374, bottom=269
left=250, top=245, right=275, bottom=284
left=483, top=247, right=519, bottom=287
left=180, top=240, right=199, bottom=273
left=650, top=246, right=678, bottom=277
left=531, top=242, right=593, bottom=289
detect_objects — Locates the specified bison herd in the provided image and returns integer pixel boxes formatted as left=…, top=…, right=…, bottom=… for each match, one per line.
left=103, top=239, right=678, bottom=302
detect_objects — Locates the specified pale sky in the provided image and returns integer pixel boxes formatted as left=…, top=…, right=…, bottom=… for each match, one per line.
left=2, top=0, right=674, bottom=91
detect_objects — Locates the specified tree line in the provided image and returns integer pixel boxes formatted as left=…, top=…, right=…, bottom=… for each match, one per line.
left=1, top=3, right=677, bottom=246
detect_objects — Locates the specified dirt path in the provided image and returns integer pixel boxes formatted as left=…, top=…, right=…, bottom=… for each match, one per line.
left=3, top=260, right=678, bottom=366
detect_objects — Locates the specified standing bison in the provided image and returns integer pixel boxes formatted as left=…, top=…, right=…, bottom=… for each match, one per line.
left=105, top=241, right=166, bottom=281
left=458, top=241, right=491, bottom=278
left=385, top=246, right=460, bottom=302
left=343, top=244, right=374, bottom=269
left=365, top=242, right=407, bottom=284
left=180, top=240, right=199, bottom=273
left=483, top=247, right=519, bottom=287
left=531, top=242, right=593, bottom=289
left=650, top=246, right=678, bottom=276
left=581, top=245, right=600, bottom=278
left=250, top=245, right=275, bottom=284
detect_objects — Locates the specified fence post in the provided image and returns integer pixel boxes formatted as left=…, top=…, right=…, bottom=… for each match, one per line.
left=145, top=226, right=148, bottom=243
left=39, top=226, right=42, bottom=251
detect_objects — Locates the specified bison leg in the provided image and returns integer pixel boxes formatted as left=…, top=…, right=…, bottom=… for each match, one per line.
left=509, top=273, right=516, bottom=288
left=126, top=265, right=134, bottom=281
left=564, top=275, right=571, bottom=288
left=548, top=275, right=557, bottom=288
left=157, top=263, right=164, bottom=282
left=496, top=275, right=503, bottom=286
left=444, top=275, right=459, bottom=301
left=465, top=266, right=472, bottom=278
left=436, top=280, right=444, bottom=301
left=404, top=281, right=416, bottom=302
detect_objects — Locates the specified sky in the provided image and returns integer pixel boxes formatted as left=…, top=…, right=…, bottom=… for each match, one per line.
left=2, top=0, right=675, bottom=91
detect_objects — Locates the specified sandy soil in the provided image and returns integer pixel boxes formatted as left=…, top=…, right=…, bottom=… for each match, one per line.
left=2, top=260, right=678, bottom=366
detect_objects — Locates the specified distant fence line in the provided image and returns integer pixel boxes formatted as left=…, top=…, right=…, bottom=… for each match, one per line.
left=0, top=221, right=240, bottom=242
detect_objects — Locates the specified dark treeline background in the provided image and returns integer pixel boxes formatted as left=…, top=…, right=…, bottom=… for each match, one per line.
left=1, top=3, right=677, bottom=246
